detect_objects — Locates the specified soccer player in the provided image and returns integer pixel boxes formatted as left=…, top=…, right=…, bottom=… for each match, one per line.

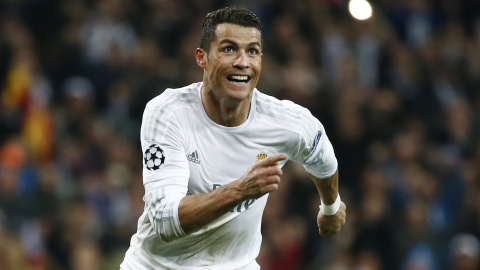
left=120, top=6, right=346, bottom=270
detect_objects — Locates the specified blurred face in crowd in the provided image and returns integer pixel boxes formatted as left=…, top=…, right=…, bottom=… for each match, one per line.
left=196, top=23, right=263, bottom=105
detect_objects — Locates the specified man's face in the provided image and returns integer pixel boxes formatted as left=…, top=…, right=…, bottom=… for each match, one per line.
left=198, top=23, right=263, bottom=103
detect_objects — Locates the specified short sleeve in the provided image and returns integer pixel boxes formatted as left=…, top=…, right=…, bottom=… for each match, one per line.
left=289, top=114, right=338, bottom=179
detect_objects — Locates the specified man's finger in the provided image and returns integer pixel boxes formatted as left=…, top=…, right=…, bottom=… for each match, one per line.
left=263, top=166, right=283, bottom=176
left=256, top=153, right=287, bottom=167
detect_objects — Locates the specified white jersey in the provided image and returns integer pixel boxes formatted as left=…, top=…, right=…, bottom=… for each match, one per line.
left=121, top=82, right=337, bottom=270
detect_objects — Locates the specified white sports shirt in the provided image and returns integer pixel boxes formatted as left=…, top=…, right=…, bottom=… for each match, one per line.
left=121, top=82, right=337, bottom=270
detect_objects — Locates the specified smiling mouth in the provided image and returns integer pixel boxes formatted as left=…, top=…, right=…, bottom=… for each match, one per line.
left=226, top=75, right=251, bottom=85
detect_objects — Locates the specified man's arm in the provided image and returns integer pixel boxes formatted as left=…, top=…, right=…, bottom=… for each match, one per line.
left=178, top=154, right=287, bottom=234
left=307, top=170, right=346, bottom=236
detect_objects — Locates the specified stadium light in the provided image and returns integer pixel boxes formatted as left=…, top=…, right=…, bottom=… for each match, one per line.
left=349, top=0, right=373, bottom=21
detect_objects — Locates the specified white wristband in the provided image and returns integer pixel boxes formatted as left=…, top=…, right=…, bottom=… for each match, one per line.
left=320, top=193, right=341, bottom=216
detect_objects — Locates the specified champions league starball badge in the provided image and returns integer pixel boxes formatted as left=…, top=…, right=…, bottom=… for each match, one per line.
left=144, top=144, right=165, bottom=171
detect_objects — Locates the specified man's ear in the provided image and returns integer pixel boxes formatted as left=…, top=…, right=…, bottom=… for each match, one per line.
left=195, top=48, right=207, bottom=69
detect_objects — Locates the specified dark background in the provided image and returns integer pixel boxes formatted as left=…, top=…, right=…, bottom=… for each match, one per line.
left=0, top=0, right=479, bottom=269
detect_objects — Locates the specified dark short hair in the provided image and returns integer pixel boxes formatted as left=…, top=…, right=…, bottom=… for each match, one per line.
left=199, top=6, right=263, bottom=53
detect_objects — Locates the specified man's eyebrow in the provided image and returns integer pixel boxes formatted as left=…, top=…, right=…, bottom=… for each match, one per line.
left=248, top=41, right=261, bottom=48
left=218, top=39, right=237, bottom=46
left=218, top=39, right=261, bottom=48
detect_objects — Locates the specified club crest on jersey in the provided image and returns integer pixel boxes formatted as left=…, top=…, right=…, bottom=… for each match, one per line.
left=256, top=151, right=268, bottom=162
left=144, top=144, right=165, bottom=171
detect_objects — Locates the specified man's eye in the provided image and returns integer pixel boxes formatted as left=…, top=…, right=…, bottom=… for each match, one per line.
left=224, top=47, right=233, bottom=52
left=249, top=48, right=259, bottom=54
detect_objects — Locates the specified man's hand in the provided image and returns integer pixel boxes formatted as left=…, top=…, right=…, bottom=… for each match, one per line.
left=234, top=154, right=287, bottom=200
left=179, top=153, right=286, bottom=234
left=317, top=201, right=346, bottom=236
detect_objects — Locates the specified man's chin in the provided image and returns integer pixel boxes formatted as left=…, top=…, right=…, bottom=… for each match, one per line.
left=226, top=87, right=253, bottom=101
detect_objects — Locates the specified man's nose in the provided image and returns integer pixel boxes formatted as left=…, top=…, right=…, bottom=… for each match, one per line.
left=233, top=51, right=249, bottom=69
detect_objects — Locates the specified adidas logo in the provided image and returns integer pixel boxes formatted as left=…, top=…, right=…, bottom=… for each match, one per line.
left=187, top=150, right=201, bottom=164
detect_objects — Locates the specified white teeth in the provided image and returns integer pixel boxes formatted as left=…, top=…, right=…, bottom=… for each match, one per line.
left=230, top=81, right=246, bottom=85
left=231, top=75, right=248, bottom=81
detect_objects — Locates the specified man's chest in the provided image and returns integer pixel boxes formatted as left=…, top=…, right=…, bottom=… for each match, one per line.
left=183, top=126, right=292, bottom=195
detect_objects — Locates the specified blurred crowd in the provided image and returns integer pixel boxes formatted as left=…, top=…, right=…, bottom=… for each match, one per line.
left=0, top=0, right=479, bottom=269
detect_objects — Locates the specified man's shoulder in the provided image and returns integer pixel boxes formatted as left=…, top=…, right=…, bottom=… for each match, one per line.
left=254, top=90, right=324, bottom=149
left=254, top=90, right=321, bottom=141
left=255, top=90, right=313, bottom=119
left=141, top=83, right=201, bottom=140
left=146, top=82, right=201, bottom=110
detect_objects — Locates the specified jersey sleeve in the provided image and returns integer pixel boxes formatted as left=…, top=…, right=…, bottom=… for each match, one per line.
left=141, top=95, right=190, bottom=186
left=289, top=109, right=338, bottom=179
left=139, top=94, right=189, bottom=242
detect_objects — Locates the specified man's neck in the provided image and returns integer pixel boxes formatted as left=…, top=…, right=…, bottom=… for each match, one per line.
left=201, top=86, right=252, bottom=127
